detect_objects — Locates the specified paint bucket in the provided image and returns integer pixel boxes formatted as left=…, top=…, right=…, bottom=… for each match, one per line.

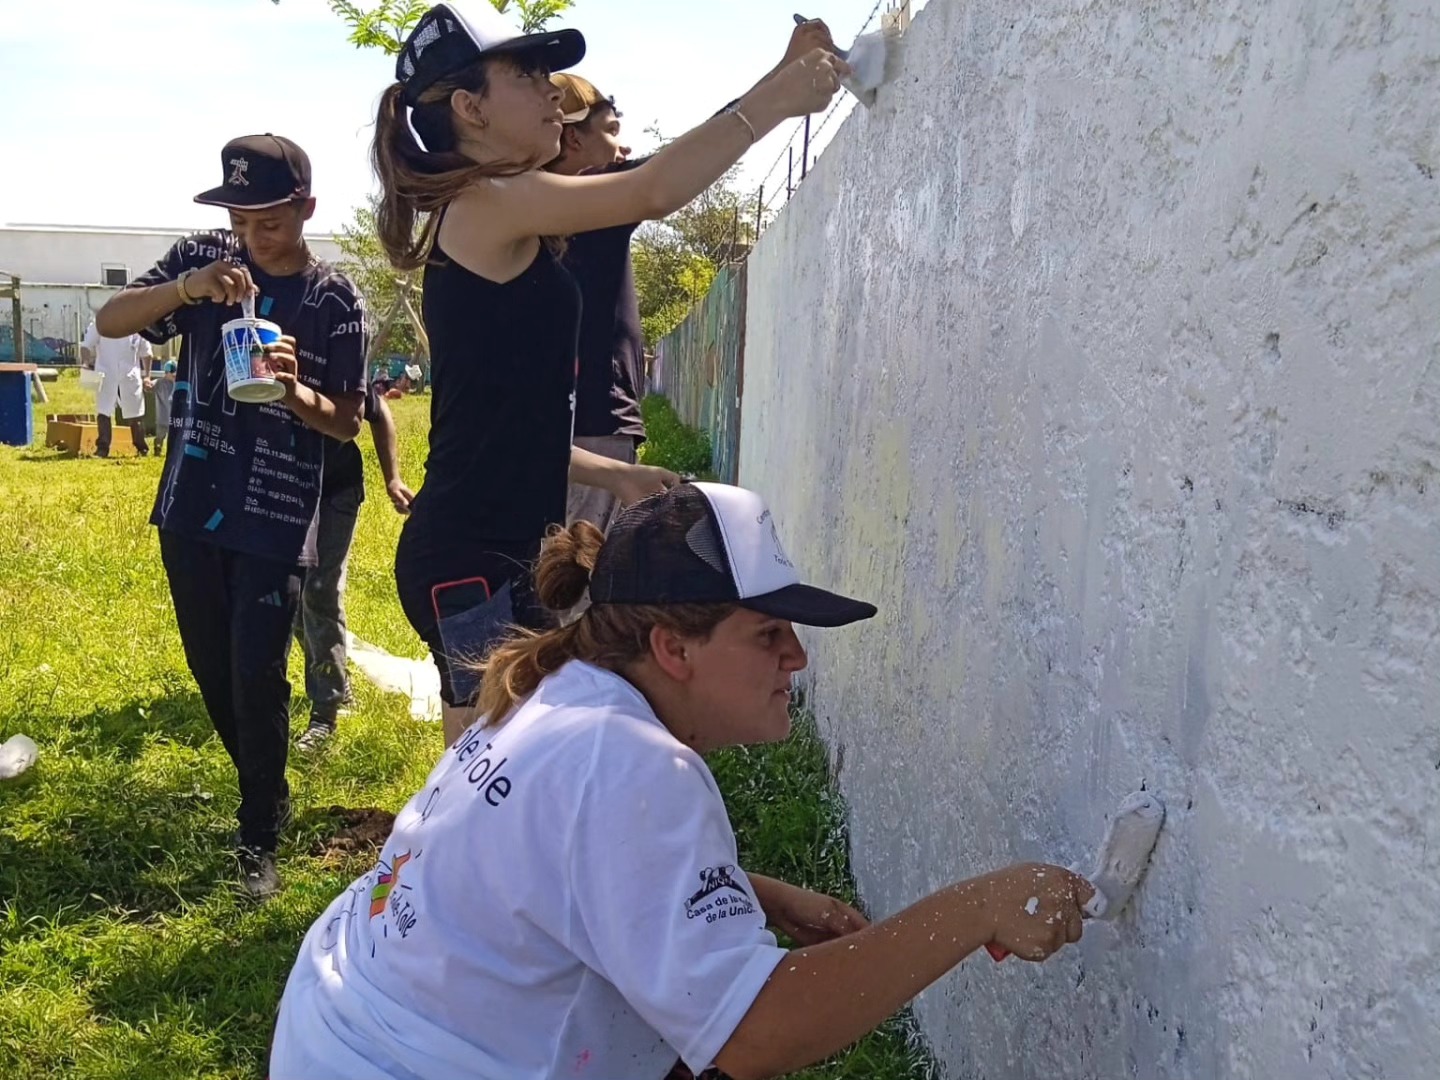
left=220, top=318, right=285, bottom=403
left=78, top=366, right=102, bottom=391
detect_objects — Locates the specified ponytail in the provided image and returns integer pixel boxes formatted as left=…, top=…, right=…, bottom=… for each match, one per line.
left=477, top=522, right=736, bottom=726
left=370, top=57, right=535, bottom=270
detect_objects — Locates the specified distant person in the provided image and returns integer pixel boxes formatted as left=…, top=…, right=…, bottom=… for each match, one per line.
left=144, top=360, right=178, bottom=456
left=372, top=2, right=841, bottom=746
left=383, top=363, right=423, bottom=400
left=546, top=73, right=645, bottom=534
left=295, top=386, right=415, bottom=751
left=270, top=483, right=1094, bottom=1080
left=547, top=17, right=838, bottom=533
left=95, top=133, right=367, bottom=900
left=81, top=318, right=152, bottom=457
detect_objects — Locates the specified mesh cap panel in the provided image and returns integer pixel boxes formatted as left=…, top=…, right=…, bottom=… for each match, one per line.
left=397, top=8, right=480, bottom=104
left=590, top=487, right=739, bottom=606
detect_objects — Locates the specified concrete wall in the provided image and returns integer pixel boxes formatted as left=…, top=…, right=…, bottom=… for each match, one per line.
left=739, top=1, right=1440, bottom=1077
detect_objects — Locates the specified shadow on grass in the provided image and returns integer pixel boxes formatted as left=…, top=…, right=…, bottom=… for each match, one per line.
left=75, top=689, right=219, bottom=757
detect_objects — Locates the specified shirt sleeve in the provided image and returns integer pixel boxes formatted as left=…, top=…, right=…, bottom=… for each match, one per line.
left=82, top=320, right=98, bottom=352
left=136, top=337, right=154, bottom=360
left=323, top=276, right=368, bottom=397
left=126, top=237, right=200, bottom=345
left=568, top=729, right=787, bottom=1074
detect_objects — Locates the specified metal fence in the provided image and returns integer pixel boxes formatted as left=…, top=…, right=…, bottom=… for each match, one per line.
left=650, top=2, right=925, bottom=473
left=749, top=0, right=919, bottom=238
left=649, top=262, right=749, bottom=483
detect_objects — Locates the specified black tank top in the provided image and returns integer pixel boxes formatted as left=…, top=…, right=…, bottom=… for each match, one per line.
left=405, top=241, right=581, bottom=551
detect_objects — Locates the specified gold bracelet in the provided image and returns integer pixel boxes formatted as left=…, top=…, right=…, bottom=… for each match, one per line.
left=731, top=108, right=757, bottom=144
left=176, top=270, right=200, bottom=306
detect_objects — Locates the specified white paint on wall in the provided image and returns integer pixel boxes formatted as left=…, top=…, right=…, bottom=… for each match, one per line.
left=739, top=1, right=1440, bottom=1077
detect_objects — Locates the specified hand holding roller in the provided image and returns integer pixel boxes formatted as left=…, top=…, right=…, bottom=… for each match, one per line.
left=987, top=792, right=1166, bottom=962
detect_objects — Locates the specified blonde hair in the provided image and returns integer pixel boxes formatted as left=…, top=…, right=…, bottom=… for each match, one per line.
left=477, top=521, right=736, bottom=726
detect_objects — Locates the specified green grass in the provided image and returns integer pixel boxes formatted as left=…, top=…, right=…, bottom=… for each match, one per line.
left=0, top=373, right=930, bottom=1079
left=638, top=394, right=716, bottom=478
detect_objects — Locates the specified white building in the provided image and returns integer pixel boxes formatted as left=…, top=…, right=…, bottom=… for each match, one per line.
left=0, top=224, right=344, bottom=358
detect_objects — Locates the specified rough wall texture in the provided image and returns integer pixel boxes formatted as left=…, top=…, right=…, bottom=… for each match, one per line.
left=739, top=1, right=1440, bottom=1077
left=651, top=263, right=748, bottom=483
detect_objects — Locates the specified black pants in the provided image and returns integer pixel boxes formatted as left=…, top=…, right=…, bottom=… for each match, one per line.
left=160, top=531, right=301, bottom=851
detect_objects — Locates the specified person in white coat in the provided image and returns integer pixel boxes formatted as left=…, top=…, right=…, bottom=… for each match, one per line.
left=81, top=318, right=153, bottom=457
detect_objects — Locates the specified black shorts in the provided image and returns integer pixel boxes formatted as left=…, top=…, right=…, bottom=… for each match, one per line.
left=394, top=531, right=549, bottom=708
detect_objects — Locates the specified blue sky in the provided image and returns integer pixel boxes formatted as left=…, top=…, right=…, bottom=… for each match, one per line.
left=2, top=0, right=911, bottom=232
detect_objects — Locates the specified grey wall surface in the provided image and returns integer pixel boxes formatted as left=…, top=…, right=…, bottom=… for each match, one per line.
left=739, top=1, right=1440, bottom=1077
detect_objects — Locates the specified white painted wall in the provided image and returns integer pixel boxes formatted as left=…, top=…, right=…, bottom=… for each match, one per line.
left=740, top=1, right=1440, bottom=1077
left=0, top=226, right=343, bottom=286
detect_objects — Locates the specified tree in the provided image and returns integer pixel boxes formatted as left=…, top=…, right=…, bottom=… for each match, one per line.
left=631, top=137, right=761, bottom=345
left=326, top=0, right=574, bottom=54
left=336, top=199, right=427, bottom=372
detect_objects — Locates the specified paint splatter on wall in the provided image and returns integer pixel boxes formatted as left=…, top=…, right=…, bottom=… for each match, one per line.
left=732, top=0, right=1440, bottom=1077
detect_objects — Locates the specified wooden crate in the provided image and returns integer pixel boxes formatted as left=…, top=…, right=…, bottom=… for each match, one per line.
left=45, top=415, right=143, bottom=457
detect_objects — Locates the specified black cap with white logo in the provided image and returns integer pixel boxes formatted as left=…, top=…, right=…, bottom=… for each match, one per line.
left=590, top=483, right=877, bottom=628
left=398, top=1, right=586, bottom=106
left=194, top=134, right=312, bottom=210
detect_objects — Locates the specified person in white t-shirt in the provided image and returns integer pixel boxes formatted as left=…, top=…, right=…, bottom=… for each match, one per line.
left=271, top=483, right=1096, bottom=1080
left=81, top=317, right=153, bottom=457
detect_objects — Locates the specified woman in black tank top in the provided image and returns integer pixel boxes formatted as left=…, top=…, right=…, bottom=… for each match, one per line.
left=373, top=2, right=845, bottom=742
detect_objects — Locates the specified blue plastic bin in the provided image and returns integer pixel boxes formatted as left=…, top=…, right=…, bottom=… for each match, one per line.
left=0, top=364, right=36, bottom=447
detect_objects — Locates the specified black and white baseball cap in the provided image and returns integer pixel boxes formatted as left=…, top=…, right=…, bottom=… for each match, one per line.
left=397, top=1, right=586, bottom=106
left=590, top=483, right=877, bottom=628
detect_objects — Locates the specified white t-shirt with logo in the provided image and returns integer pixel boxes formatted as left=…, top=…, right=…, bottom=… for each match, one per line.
left=271, top=661, right=787, bottom=1080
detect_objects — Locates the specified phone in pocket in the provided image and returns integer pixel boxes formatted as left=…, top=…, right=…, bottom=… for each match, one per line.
left=431, top=577, right=493, bottom=625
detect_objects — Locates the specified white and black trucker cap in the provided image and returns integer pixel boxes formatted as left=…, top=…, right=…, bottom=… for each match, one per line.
left=397, top=1, right=586, bottom=106
left=589, top=483, right=877, bottom=628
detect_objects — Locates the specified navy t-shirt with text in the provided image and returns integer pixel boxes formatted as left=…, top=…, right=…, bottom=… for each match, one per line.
left=130, top=231, right=367, bottom=566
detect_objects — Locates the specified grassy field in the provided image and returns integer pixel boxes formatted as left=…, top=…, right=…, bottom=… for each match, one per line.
left=0, top=373, right=931, bottom=1079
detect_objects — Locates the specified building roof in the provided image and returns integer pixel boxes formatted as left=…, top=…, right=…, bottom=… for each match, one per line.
left=4, top=222, right=341, bottom=240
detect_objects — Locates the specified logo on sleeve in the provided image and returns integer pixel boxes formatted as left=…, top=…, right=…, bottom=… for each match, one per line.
left=684, top=864, right=756, bottom=924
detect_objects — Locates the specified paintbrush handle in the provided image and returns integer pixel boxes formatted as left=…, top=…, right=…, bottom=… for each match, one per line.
left=793, top=12, right=849, bottom=58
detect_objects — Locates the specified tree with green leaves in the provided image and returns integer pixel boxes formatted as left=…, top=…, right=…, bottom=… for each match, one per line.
left=326, top=0, right=574, bottom=54
left=631, top=145, right=762, bottom=345
left=336, top=198, right=426, bottom=371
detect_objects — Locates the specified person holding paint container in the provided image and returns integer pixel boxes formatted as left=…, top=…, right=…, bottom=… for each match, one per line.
left=374, top=1, right=847, bottom=747
left=96, top=134, right=368, bottom=900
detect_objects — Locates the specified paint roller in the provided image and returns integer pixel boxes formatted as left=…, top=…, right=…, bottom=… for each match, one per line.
left=986, top=791, right=1166, bottom=962
left=793, top=13, right=906, bottom=108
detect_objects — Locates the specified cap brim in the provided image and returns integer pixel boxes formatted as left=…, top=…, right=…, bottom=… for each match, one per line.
left=193, top=187, right=296, bottom=210
left=485, top=28, right=586, bottom=73
left=561, top=106, right=593, bottom=124
left=741, top=584, right=877, bottom=628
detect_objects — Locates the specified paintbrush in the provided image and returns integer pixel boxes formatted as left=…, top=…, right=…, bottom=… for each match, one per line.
left=986, top=791, right=1167, bottom=961
left=793, top=12, right=906, bottom=108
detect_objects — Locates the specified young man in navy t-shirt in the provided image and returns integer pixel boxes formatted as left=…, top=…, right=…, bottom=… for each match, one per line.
left=97, top=134, right=367, bottom=899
